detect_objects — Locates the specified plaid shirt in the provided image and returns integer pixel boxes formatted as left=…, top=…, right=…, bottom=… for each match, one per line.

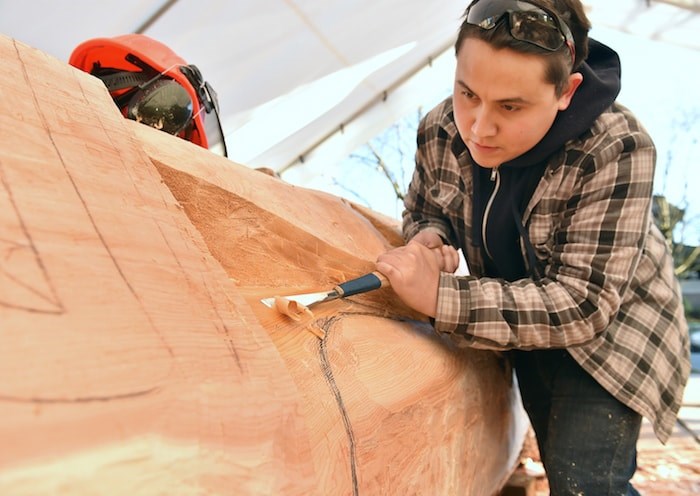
left=403, top=97, right=691, bottom=443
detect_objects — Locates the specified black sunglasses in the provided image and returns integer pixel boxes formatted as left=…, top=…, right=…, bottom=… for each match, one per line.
left=465, top=0, right=575, bottom=63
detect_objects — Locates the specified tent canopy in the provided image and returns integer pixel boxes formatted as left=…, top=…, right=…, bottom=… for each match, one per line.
left=2, top=0, right=698, bottom=171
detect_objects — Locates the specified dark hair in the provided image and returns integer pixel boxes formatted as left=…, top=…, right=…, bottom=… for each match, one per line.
left=455, top=0, right=591, bottom=96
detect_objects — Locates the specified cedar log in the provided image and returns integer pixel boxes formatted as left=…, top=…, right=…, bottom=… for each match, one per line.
left=0, top=34, right=527, bottom=495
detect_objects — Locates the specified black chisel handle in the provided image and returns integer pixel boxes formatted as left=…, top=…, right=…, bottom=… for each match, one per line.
left=334, top=271, right=389, bottom=298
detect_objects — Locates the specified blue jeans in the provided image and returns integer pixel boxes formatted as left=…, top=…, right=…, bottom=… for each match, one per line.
left=512, top=349, right=642, bottom=496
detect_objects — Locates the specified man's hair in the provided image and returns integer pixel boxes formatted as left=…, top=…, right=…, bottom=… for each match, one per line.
left=455, top=0, right=591, bottom=96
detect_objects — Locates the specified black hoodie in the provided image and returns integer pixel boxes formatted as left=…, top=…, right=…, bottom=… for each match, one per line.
left=469, top=39, right=622, bottom=281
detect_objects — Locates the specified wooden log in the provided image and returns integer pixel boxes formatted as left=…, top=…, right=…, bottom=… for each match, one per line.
left=0, top=34, right=527, bottom=495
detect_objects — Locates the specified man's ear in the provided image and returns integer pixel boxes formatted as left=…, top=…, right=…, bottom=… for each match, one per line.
left=558, top=72, right=584, bottom=110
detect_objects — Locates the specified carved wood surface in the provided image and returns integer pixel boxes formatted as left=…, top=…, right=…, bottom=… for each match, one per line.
left=0, top=34, right=526, bottom=495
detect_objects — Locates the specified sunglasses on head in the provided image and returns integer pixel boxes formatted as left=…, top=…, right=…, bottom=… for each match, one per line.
left=465, top=0, right=575, bottom=63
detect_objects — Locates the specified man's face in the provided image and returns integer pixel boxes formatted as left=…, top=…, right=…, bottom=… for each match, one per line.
left=453, top=38, right=576, bottom=168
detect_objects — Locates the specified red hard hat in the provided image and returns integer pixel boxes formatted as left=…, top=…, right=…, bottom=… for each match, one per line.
left=69, top=34, right=227, bottom=156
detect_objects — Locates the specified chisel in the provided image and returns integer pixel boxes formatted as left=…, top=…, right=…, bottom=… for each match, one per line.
left=260, top=271, right=389, bottom=309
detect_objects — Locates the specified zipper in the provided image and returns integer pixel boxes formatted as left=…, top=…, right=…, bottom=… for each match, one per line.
left=482, top=167, right=500, bottom=261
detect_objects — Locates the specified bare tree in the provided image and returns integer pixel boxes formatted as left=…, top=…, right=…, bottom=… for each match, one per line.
left=654, top=107, right=700, bottom=278
left=338, top=107, right=424, bottom=214
left=653, top=195, right=700, bottom=277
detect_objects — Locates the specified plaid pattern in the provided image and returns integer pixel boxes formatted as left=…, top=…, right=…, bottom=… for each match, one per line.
left=403, top=97, right=691, bottom=443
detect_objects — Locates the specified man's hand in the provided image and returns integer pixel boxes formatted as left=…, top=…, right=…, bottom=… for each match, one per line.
left=376, top=240, right=444, bottom=317
left=410, top=230, right=460, bottom=274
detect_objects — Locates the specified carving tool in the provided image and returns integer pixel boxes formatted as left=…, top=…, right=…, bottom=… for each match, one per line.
left=260, top=271, right=389, bottom=309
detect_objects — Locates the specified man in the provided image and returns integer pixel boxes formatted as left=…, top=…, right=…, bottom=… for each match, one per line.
left=376, top=0, right=691, bottom=493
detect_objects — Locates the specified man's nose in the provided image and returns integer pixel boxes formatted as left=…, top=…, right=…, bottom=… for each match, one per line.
left=471, top=106, right=497, bottom=137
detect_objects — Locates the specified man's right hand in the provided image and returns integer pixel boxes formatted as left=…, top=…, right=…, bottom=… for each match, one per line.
left=375, top=241, right=442, bottom=317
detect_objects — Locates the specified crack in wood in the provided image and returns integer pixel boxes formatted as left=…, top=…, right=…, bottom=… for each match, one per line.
left=317, top=316, right=359, bottom=496
left=0, top=386, right=161, bottom=404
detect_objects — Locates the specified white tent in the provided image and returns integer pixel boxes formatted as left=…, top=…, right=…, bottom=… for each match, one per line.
left=1, top=0, right=698, bottom=174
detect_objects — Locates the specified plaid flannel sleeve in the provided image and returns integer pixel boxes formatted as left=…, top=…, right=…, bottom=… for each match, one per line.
left=402, top=117, right=459, bottom=245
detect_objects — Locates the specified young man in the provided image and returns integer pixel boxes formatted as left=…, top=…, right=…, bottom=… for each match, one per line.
left=376, top=0, right=691, bottom=493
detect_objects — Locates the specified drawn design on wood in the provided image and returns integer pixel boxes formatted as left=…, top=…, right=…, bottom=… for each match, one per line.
left=299, top=308, right=437, bottom=496
left=317, top=315, right=359, bottom=495
left=0, top=163, right=62, bottom=314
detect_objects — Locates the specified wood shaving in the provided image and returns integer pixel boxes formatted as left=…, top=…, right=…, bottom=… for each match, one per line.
left=273, top=297, right=314, bottom=322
